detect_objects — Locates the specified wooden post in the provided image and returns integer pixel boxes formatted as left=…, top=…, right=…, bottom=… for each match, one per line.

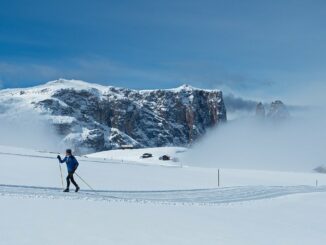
left=316, top=179, right=318, bottom=187
left=218, top=169, right=220, bottom=187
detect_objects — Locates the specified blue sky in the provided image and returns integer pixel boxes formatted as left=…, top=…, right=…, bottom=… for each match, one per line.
left=1, top=0, right=326, bottom=100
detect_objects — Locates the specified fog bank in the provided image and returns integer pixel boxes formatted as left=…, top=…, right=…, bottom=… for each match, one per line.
left=0, top=110, right=63, bottom=152
left=185, top=107, right=326, bottom=172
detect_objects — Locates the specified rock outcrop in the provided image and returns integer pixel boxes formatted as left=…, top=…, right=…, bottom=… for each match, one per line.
left=267, top=100, right=290, bottom=120
left=255, top=100, right=290, bottom=121
left=255, top=102, right=266, bottom=119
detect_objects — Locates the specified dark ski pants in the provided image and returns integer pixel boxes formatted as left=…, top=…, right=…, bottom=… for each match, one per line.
left=66, top=172, right=78, bottom=189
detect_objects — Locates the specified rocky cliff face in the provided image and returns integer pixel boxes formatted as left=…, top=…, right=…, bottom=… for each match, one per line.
left=0, top=79, right=227, bottom=153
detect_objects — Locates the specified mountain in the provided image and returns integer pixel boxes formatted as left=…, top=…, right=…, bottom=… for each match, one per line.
left=0, top=79, right=227, bottom=153
left=255, top=100, right=290, bottom=121
left=267, top=100, right=290, bottom=120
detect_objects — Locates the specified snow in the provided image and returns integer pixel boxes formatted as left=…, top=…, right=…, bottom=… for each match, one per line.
left=139, top=84, right=221, bottom=94
left=49, top=115, right=76, bottom=124
left=1, top=144, right=326, bottom=244
left=0, top=79, right=110, bottom=111
left=1, top=192, right=326, bottom=245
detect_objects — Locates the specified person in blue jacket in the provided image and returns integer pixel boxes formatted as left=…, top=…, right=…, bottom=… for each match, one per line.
left=57, top=149, right=80, bottom=192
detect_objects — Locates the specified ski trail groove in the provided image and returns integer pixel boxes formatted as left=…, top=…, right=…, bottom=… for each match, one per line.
left=0, top=184, right=325, bottom=205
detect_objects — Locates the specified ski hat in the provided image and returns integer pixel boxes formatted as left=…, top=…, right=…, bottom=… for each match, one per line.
left=66, top=149, right=72, bottom=154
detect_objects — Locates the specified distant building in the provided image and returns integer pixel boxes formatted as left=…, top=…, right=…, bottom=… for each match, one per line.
left=120, top=145, right=134, bottom=150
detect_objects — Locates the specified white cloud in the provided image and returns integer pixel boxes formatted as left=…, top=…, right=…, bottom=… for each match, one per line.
left=0, top=109, right=63, bottom=151
left=185, top=109, right=326, bottom=172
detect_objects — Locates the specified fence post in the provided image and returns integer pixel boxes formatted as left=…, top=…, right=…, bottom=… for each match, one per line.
left=218, top=169, right=220, bottom=187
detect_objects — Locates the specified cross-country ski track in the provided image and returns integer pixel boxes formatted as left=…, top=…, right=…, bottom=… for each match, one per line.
left=1, top=184, right=325, bottom=205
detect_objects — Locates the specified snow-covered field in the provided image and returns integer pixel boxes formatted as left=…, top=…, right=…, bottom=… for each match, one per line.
left=86, top=146, right=187, bottom=166
left=1, top=145, right=326, bottom=244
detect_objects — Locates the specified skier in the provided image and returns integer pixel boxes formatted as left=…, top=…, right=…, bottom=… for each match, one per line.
left=57, top=149, right=80, bottom=192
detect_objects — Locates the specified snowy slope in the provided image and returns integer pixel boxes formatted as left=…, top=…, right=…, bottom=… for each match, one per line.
left=1, top=145, right=326, bottom=244
left=86, top=146, right=188, bottom=166
left=2, top=193, right=326, bottom=245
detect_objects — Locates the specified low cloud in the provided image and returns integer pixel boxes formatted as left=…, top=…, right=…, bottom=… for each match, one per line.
left=0, top=108, right=63, bottom=152
left=185, top=81, right=326, bottom=172
left=224, top=94, right=258, bottom=112
left=185, top=112, right=326, bottom=172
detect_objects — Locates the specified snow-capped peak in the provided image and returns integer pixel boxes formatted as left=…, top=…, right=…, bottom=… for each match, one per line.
left=172, top=84, right=221, bottom=93
left=43, top=78, right=109, bottom=92
left=177, top=84, right=195, bottom=90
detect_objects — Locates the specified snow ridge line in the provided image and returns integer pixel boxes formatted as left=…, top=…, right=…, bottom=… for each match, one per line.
left=0, top=184, right=325, bottom=206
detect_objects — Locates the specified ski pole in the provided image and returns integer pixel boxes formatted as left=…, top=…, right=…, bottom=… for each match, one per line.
left=58, top=163, right=64, bottom=189
left=75, top=173, right=120, bottom=199
left=75, top=172, right=95, bottom=191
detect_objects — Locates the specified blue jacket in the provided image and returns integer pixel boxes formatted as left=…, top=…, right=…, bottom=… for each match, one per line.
left=58, top=155, right=79, bottom=173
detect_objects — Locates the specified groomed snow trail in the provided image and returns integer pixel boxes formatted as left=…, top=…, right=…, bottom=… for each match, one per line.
left=1, top=184, right=325, bottom=205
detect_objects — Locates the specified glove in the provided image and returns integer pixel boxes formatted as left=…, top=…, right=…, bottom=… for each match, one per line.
left=57, top=155, right=61, bottom=159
